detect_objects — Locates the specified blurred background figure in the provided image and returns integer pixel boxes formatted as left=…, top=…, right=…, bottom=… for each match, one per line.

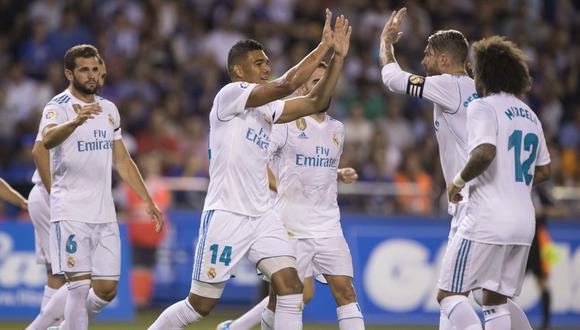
left=120, top=152, right=171, bottom=308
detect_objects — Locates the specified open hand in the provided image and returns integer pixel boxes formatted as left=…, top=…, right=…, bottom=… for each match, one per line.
left=73, top=104, right=102, bottom=127
left=320, top=9, right=334, bottom=48
left=381, top=7, right=407, bottom=45
left=332, top=14, right=352, bottom=57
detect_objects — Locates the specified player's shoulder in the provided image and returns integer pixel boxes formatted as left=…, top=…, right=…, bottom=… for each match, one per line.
left=327, top=115, right=344, bottom=130
left=46, top=90, right=72, bottom=108
left=218, top=81, right=254, bottom=96
left=95, top=95, right=117, bottom=110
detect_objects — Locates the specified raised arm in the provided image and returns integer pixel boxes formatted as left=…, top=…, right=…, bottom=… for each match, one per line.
left=246, top=9, right=334, bottom=108
left=0, top=178, right=28, bottom=211
left=379, top=8, right=406, bottom=67
left=32, top=141, right=51, bottom=192
left=276, top=15, right=352, bottom=123
left=43, top=104, right=102, bottom=149
left=113, top=139, right=163, bottom=232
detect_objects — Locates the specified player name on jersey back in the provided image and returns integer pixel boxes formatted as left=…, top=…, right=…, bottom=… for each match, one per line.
left=459, top=93, right=550, bottom=245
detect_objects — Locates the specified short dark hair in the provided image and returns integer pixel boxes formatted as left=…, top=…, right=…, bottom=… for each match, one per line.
left=427, top=30, right=469, bottom=64
left=64, top=44, right=100, bottom=71
left=471, top=36, right=531, bottom=95
left=227, top=39, right=264, bottom=76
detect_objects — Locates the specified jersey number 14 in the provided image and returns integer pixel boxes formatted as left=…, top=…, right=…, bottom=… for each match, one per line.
left=209, top=244, right=232, bottom=266
left=508, top=130, right=538, bottom=186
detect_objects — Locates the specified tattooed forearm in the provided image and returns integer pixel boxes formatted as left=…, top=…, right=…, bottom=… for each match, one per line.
left=461, top=144, right=496, bottom=182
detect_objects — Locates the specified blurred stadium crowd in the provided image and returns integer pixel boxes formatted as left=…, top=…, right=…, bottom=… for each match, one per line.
left=0, top=0, right=578, bottom=217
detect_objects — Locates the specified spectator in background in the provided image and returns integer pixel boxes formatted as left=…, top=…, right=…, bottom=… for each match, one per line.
left=121, top=153, right=171, bottom=308
left=394, top=152, right=432, bottom=215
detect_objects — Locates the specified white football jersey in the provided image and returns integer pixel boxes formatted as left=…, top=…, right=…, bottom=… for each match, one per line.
left=269, top=115, right=344, bottom=238
left=203, top=82, right=285, bottom=217
left=382, top=63, right=478, bottom=198
left=458, top=93, right=551, bottom=245
left=38, top=89, right=122, bottom=223
left=31, top=129, right=43, bottom=186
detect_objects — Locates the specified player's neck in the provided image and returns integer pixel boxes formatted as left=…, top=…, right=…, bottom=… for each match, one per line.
left=68, top=85, right=95, bottom=103
left=311, top=112, right=326, bottom=122
left=443, top=67, right=467, bottom=76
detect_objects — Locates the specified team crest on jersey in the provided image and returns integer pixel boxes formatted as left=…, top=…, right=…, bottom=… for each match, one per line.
left=332, top=132, right=340, bottom=146
left=72, top=104, right=82, bottom=114
left=45, top=111, right=56, bottom=119
left=67, top=256, right=75, bottom=268
left=207, top=267, right=217, bottom=279
left=108, top=114, right=115, bottom=126
left=240, top=82, right=249, bottom=89
left=296, top=118, right=307, bottom=131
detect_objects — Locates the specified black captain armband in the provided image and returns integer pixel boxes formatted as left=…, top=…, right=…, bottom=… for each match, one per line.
left=406, top=75, right=425, bottom=98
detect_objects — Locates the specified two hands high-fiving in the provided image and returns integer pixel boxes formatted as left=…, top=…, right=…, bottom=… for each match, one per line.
left=320, top=9, right=353, bottom=58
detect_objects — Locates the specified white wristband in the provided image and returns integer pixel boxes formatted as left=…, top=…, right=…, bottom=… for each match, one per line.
left=453, top=172, right=466, bottom=188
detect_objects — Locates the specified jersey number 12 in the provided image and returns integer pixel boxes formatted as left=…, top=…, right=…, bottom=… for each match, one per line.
left=508, top=130, right=538, bottom=186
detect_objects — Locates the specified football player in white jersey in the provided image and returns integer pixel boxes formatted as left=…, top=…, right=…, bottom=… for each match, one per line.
left=218, top=63, right=363, bottom=330
left=37, top=44, right=163, bottom=330
left=149, top=10, right=351, bottom=330
left=444, top=36, right=551, bottom=330
left=0, top=177, right=27, bottom=209
left=26, top=57, right=108, bottom=330
left=380, top=8, right=532, bottom=330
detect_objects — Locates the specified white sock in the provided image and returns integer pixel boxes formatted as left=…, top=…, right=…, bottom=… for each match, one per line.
left=148, top=298, right=202, bottom=330
left=337, top=302, right=364, bottom=330
left=231, top=296, right=268, bottom=330
left=483, top=304, right=510, bottom=329
left=440, top=295, right=482, bottom=330
left=65, top=279, right=91, bottom=330
left=260, top=308, right=275, bottom=330
left=473, top=290, right=532, bottom=330
left=507, top=299, right=532, bottom=330
left=275, top=294, right=303, bottom=330
left=86, top=288, right=110, bottom=321
left=41, top=285, right=58, bottom=311
left=25, top=285, right=67, bottom=329
left=439, top=308, right=455, bottom=330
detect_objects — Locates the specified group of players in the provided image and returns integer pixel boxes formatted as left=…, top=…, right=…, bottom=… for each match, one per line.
left=0, top=5, right=549, bottom=330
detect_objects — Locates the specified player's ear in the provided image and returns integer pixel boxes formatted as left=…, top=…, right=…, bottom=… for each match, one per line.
left=232, top=64, right=244, bottom=80
left=438, top=53, right=448, bottom=68
left=64, top=69, right=74, bottom=82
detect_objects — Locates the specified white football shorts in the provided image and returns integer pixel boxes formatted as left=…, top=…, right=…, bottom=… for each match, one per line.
left=438, top=234, right=529, bottom=297
left=50, top=220, right=121, bottom=280
left=191, top=209, right=294, bottom=283
left=28, top=184, right=51, bottom=265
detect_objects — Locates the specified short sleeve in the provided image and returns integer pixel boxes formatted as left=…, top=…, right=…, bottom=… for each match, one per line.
left=535, top=123, right=551, bottom=166
left=266, top=99, right=285, bottom=124
left=214, top=82, right=257, bottom=121
left=466, top=100, right=498, bottom=154
left=268, top=123, right=288, bottom=158
left=381, top=63, right=462, bottom=112
left=39, top=104, right=65, bottom=134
